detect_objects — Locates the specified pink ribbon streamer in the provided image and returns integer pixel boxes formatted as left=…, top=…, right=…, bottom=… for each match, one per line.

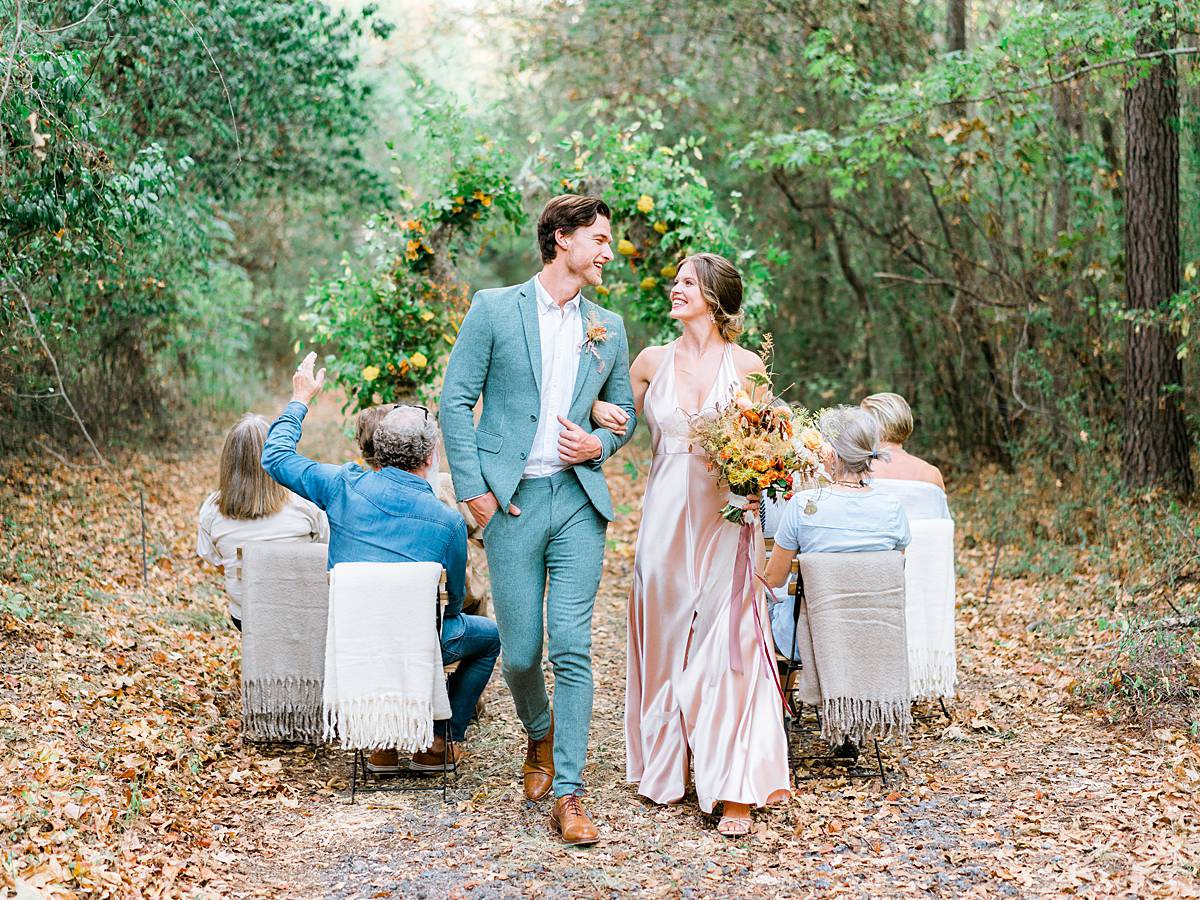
left=727, top=521, right=793, bottom=716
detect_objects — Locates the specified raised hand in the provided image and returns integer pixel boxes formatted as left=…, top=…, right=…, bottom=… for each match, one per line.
left=591, top=399, right=629, bottom=436
left=557, top=415, right=603, bottom=465
left=291, top=352, right=326, bottom=405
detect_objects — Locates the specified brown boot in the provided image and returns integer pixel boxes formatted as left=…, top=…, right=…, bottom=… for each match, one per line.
left=522, top=720, right=554, bottom=801
left=365, top=749, right=401, bottom=774
left=409, top=735, right=463, bottom=772
left=550, top=793, right=600, bottom=846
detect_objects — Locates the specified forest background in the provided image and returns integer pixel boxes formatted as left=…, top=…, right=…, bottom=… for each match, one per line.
left=3, top=0, right=1200, bottom=730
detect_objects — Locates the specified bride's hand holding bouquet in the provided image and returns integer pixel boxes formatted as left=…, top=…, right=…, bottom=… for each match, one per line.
left=689, top=370, right=826, bottom=525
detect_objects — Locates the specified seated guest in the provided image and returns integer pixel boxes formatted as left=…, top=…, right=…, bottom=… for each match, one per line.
left=861, top=392, right=956, bottom=700
left=262, top=354, right=500, bottom=773
left=763, top=406, right=910, bottom=756
left=859, top=392, right=946, bottom=495
left=197, top=413, right=329, bottom=631
left=354, top=402, right=397, bottom=469
left=766, top=412, right=909, bottom=630
left=355, top=403, right=490, bottom=618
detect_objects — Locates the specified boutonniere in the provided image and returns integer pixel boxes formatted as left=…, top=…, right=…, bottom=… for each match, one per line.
left=580, top=310, right=609, bottom=372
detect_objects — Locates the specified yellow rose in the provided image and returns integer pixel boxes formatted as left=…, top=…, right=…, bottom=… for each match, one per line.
left=361, top=365, right=381, bottom=383
left=419, top=310, right=435, bottom=322
left=640, top=276, right=658, bottom=290
left=410, top=352, right=428, bottom=369
left=617, top=239, right=637, bottom=257
left=660, top=264, right=677, bottom=278
left=636, top=194, right=654, bottom=214
left=595, top=285, right=610, bottom=296
left=800, top=428, right=823, bottom=451
left=653, top=221, right=668, bottom=234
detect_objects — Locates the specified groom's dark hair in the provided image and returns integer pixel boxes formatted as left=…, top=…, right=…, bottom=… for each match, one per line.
left=538, top=195, right=611, bottom=263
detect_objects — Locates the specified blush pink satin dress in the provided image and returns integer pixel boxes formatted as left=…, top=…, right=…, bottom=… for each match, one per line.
left=625, top=341, right=790, bottom=814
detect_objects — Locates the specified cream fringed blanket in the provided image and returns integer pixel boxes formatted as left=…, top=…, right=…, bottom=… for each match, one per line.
left=904, top=519, right=957, bottom=700
left=322, top=562, right=450, bottom=752
left=240, top=541, right=329, bottom=743
left=793, top=551, right=913, bottom=745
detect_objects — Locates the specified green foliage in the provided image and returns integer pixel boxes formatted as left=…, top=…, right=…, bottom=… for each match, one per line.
left=504, top=0, right=1200, bottom=468
left=303, top=94, right=526, bottom=409
left=545, top=110, right=780, bottom=341
left=1, top=0, right=387, bottom=444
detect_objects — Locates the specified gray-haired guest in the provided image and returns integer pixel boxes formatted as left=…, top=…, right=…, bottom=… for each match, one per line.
left=261, top=353, right=500, bottom=774
left=762, top=405, right=911, bottom=759
left=197, top=413, right=329, bottom=631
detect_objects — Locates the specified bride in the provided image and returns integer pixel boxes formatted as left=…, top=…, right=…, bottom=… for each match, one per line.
left=593, top=253, right=789, bottom=836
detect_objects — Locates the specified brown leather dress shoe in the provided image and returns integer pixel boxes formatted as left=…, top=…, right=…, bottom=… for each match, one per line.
left=522, top=720, right=554, bottom=801
left=551, top=793, right=600, bottom=846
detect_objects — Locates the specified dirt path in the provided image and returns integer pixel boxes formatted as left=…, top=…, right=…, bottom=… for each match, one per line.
left=2, top=403, right=1198, bottom=897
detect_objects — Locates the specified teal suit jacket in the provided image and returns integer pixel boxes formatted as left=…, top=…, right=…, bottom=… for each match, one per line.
left=440, top=276, right=637, bottom=521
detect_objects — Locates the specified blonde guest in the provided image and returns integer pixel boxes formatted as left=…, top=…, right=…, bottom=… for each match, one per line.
left=859, top=393, right=957, bottom=700
left=859, top=392, right=945, bottom=490
left=197, top=413, right=329, bottom=630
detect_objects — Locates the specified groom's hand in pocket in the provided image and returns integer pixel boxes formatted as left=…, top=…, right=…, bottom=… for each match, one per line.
left=557, top=416, right=603, bottom=464
left=465, top=491, right=519, bottom=530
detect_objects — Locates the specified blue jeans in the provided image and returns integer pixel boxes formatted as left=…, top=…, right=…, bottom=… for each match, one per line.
left=439, top=613, right=501, bottom=742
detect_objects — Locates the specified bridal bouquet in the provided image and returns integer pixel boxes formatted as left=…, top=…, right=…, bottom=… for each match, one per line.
left=689, top=370, right=825, bottom=525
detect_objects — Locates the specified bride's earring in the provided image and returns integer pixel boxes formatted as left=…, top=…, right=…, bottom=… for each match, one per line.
left=708, top=311, right=717, bottom=324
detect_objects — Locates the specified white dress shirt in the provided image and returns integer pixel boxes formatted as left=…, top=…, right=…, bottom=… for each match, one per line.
left=523, top=274, right=583, bottom=478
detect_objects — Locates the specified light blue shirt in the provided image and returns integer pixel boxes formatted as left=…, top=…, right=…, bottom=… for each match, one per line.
left=261, top=401, right=468, bottom=617
left=769, top=488, right=911, bottom=659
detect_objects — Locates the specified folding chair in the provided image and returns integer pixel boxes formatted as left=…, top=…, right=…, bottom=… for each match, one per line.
left=347, top=569, right=459, bottom=803
left=765, top=538, right=889, bottom=785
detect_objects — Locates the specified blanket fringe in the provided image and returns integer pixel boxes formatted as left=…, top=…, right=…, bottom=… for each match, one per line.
left=820, top=696, right=912, bottom=746
left=242, top=677, right=324, bottom=744
left=323, top=694, right=435, bottom=752
left=908, top=647, right=957, bottom=700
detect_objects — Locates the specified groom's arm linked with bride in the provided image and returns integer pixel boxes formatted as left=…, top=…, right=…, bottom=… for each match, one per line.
left=439, top=283, right=636, bottom=526
left=437, top=194, right=635, bottom=845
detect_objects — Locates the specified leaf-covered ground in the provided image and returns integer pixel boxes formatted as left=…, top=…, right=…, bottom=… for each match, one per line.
left=1, top=403, right=1198, bottom=897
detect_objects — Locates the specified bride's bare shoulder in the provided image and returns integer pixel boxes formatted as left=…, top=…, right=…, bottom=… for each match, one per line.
left=632, top=344, right=671, bottom=376
left=730, top=343, right=766, bottom=375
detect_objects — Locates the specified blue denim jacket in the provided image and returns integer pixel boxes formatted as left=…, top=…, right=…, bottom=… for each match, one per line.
left=261, top=401, right=467, bottom=617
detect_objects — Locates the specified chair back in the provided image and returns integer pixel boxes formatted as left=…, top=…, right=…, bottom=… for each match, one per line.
left=323, top=561, right=451, bottom=751
left=239, top=541, right=329, bottom=743
left=903, top=519, right=957, bottom=699
left=793, top=550, right=912, bottom=742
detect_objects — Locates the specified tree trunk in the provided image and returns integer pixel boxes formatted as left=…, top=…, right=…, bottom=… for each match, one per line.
left=947, top=0, right=967, bottom=117
left=946, top=0, right=966, bottom=52
left=1121, top=16, right=1194, bottom=494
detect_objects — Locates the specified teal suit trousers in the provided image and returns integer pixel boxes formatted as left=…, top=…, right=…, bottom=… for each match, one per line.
left=482, top=470, right=606, bottom=796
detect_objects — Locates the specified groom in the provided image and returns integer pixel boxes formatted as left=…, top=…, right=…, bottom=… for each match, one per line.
left=441, top=195, right=636, bottom=844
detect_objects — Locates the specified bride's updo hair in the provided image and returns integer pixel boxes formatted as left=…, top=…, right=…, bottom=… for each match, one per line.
left=681, top=252, right=745, bottom=343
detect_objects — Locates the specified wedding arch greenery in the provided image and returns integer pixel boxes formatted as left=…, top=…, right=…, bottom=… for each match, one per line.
left=303, top=101, right=779, bottom=411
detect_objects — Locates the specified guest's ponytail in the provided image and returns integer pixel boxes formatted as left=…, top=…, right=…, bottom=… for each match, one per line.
left=818, top=406, right=889, bottom=478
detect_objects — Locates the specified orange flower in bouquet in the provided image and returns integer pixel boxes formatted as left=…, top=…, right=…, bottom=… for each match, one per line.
left=688, top=358, right=824, bottom=525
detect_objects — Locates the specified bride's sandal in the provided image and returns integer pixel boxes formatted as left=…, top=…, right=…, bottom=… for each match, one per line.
left=716, top=803, right=752, bottom=837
